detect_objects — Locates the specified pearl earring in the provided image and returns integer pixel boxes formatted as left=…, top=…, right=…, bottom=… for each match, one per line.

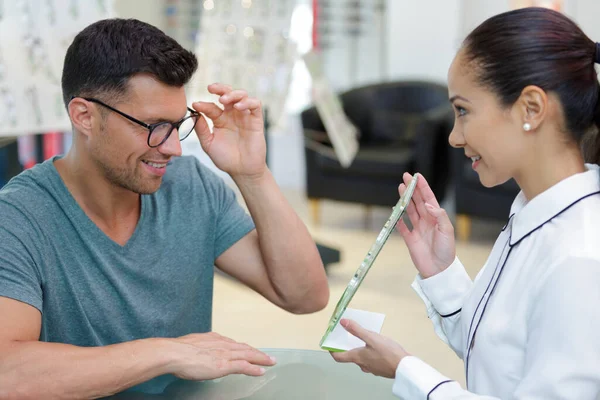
left=523, top=123, right=531, bottom=131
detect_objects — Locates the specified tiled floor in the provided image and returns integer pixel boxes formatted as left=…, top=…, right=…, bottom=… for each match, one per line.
left=212, top=190, right=504, bottom=387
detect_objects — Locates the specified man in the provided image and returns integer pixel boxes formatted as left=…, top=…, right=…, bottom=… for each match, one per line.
left=0, top=18, right=329, bottom=398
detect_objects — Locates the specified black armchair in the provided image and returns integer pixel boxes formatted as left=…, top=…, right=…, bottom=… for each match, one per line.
left=452, top=147, right=520, bottom=241
left=0, top=139, right=20, bottom=189
left=301, top=81, right=453, bottom=224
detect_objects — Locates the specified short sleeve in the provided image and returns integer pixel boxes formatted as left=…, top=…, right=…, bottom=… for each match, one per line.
left=0, top=204, right=43, bottom=312
left=192, top=160, right=255, bottom=259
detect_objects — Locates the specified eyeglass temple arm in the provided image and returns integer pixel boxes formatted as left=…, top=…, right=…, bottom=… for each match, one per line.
left=80, top=97, right=152, bottom=129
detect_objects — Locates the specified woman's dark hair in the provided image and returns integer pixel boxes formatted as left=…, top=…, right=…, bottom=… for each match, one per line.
left=462, top=7, right=600, bottom=164
left=61, top=18, right=198, bottom=107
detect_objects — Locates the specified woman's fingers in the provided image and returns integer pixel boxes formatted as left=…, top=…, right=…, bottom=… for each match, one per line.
left=415, top=173, right=441, bottom=208
left=403, top=173, right=429, bottom=220
left=399, top=183, right=420, bottom=227
left=395, top=218, right=412, bottom=239
left=424, top=202, right=454, bottom=236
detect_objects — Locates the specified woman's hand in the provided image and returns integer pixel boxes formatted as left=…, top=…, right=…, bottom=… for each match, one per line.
left=330, top=319, right=409, bottom=378
left=397, top=173, right=456, bottom=278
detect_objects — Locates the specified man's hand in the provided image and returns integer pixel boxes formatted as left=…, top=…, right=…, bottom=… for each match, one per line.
left=330, top=319, right=409, bottom=379
left=167, top=332, right=276, bottom=381
left=192, top=83, right=267, bottom=180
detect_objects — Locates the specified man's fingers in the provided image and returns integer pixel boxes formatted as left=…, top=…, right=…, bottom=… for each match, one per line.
left=219, top=348, right=276, bottom=377
left=192, top=102, right=223, bottom=121
left=207, top=83, right=233, bottom=96
left=172, top=332, right=278, bottom=381
left=220, top=89, right=248, bottom=106
left=225, top=349, right=277, bottom=366
left=233, top=97, right=262, bottom=115
left=224, top=360, right=266, bottom=377
left=194, top=114, right=212, bottom=148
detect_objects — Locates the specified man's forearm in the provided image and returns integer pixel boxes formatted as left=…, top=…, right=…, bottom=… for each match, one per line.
left=234, top=169, right=329, bottom=313
left=0, top=338, right=174, bottom=400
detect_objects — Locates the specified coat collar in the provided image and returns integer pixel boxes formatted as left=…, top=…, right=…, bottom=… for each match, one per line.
left=507, top=164, right=600, bottom=246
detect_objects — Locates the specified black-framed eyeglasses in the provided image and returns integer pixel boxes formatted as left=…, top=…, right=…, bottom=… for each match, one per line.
left=72, top=96, right=200, bottom=148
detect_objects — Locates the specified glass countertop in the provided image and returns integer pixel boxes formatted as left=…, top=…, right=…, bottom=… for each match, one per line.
left=108, top=348, right=398, bottom=400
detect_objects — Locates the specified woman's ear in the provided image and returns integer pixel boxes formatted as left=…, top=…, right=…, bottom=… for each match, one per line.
left=68, top=98, right=95, bottom=138
left=514, top=85, right=548, bottom=131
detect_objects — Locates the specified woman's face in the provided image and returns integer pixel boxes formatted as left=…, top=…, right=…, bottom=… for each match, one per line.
left=447, top=50, right=531, bottom=188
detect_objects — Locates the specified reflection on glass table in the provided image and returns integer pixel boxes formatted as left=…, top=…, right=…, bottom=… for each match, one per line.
left=106, top=349, right=397, bottom=400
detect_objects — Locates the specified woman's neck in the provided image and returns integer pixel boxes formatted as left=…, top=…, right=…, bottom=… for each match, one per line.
left=514, top=142, right=586, bottom=201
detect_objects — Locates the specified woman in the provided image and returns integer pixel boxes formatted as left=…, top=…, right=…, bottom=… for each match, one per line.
left=332, top=7, right=600, bottom=399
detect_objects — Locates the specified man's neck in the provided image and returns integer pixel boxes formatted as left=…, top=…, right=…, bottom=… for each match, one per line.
left=54, top=150, right=141, bottom=243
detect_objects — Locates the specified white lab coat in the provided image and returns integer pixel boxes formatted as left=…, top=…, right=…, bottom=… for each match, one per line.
left=393, top=164, right=600, bottom=399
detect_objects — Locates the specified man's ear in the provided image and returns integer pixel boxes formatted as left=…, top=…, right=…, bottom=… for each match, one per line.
left=68, top=98, right=96, bottom=138
left=513, top=85, right=548, bottom=131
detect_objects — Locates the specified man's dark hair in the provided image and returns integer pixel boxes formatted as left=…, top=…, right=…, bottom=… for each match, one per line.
left=61, top=18, right=198, bottom=107
left=463, top=7, right=600, bottom=164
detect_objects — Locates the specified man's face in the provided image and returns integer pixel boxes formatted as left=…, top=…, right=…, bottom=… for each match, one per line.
left=88, top=74, right=188, bottom=194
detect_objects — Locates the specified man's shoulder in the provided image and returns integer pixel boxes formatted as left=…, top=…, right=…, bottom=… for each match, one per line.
left=0, top=160, right=55, bottom=211
left=0, top=160, right=59, bottom=240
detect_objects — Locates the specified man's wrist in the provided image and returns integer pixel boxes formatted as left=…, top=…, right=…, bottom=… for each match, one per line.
left=232, top=168, right=272, bottom=189
left=149, top=338, right=185, bottom=376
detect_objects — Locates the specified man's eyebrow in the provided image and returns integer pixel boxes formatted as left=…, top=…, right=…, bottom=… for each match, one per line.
left=145, top=110, right=189, bottom=124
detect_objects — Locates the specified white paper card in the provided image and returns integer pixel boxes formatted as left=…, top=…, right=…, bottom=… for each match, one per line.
left=321, top=308, right=386, bottom=351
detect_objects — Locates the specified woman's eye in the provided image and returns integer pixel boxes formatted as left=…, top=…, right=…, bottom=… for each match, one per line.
left=455, top=106, right=467, bottom=117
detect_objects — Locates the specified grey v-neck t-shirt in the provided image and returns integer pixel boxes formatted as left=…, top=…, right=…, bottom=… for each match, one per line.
left=0, top=155, right=255, bottom=393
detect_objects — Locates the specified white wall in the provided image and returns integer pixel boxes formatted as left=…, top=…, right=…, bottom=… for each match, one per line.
left=113, top=0, right=164, bottom=27
left=458, top=0, right=600, bottom=43
left=385, top=0, right=462, bottom=84
left=459, top=0, right=510, bottom=39
left=571, top=1, right=600, bottom=42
